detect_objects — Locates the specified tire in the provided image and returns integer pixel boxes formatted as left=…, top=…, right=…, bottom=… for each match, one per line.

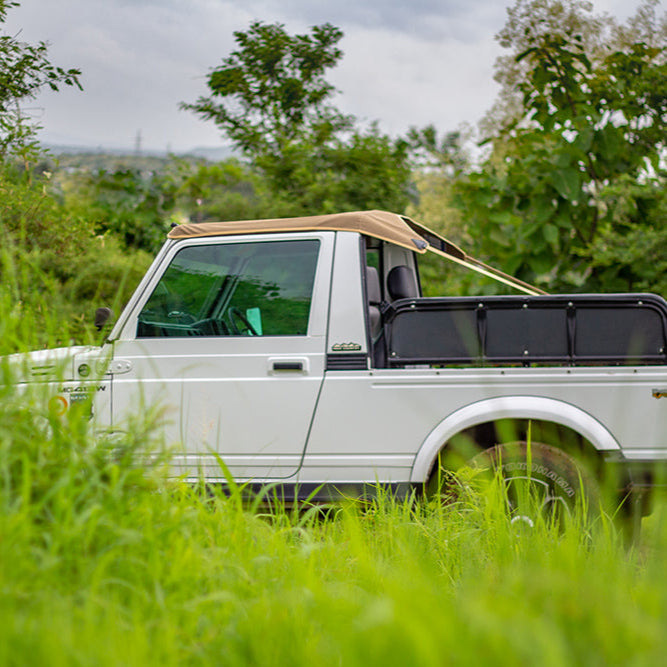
left=434, top=441, right=600, bottom=528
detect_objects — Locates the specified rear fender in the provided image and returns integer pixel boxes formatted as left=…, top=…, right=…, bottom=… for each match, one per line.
left=409, top=395, right=620, bottom=483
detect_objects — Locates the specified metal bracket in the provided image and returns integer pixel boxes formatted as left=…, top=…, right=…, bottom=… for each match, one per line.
left=108, top=359, right=132, bottom=375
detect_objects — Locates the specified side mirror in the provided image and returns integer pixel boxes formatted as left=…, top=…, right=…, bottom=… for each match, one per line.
left=94, top=307, right=114, bottom=332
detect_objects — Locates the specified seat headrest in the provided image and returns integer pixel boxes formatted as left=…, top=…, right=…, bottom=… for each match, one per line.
left=387, top=265, right=418, bottom=301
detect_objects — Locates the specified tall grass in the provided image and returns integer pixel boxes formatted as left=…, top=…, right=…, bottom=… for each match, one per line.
left=1, top=255, right=667, bottom=665
left=2, top=371, right=667, bottom=666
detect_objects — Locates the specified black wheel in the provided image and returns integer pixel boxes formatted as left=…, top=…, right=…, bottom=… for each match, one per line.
left=227, top=307, right=258, bottom=336
left=431, top=441, right=599, bottom=528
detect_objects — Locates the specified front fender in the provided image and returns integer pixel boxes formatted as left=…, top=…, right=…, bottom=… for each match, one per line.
left=409, top=395, right=620, bottom=483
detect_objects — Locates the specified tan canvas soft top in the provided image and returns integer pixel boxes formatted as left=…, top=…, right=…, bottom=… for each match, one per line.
left=168, top=210, right=545, bottom=295
left=168, top=210, right=431, bottom=252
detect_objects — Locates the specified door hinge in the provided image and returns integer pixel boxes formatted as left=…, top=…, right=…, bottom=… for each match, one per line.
left=109, top=359, right=133, bottom=375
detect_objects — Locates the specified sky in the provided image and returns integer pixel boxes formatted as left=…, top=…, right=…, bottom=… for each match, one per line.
left=3, top=0, right=662, bottom=153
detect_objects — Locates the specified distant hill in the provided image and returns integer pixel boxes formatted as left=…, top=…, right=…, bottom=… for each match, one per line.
left=43, top=143, right=237, bottom=161
left=41, top=143, right=241, bottom=175
left=181, top=146, right=237, bottom=161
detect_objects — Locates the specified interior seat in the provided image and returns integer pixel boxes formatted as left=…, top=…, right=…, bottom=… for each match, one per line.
left=387, top=265, right=418, bottom=301
left=366, top=266, right=387, bottom=367
left=366, top=266, right=383, bottom=340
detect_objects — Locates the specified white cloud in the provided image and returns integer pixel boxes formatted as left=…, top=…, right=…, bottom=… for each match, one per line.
left=3, top=0, right=665, bottom=151
left=331, top=24, right=503, bottom=136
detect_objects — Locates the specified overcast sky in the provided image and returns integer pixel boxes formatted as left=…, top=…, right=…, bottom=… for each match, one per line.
left=4, top=0, right=662, bottom=153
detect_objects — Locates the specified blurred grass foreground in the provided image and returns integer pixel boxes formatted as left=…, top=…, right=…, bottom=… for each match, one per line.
left=1, top=363, right=667, bottom=666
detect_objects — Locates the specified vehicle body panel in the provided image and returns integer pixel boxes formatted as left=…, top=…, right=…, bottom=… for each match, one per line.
left=108, top=231, right=334, bottom=480
left=300, top=365, right=667, bottom=484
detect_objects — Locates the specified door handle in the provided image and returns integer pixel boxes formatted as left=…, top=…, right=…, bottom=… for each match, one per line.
left=268, top=357, right=309, bottom=374
left=273, top=362, right=303, bottom=371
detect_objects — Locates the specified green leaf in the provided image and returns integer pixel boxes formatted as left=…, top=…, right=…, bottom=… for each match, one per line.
left=533, top=196, right=555, bottom=224
left=529, top=252, right=554, bottom=276
left=554, top=151, right=573, bottom=168
left=542, top=223, right=559, bottom=249
left=596, top=125, right=623, bottom=164
left=488, top=210, right=515, bottom=225
left=552, top=168, right=581, bottom=201
left=489, top=226, right=511, bottom=247
left=573, top=126, right=594, bottom=153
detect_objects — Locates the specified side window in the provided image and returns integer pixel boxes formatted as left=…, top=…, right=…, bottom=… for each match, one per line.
left=137, top=239, right=320, bottom=338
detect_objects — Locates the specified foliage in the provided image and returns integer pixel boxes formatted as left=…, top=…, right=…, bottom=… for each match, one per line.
left=405, top=127, right=469, bottom=250
left=483, top=0, right=667, bottom=135
left=60, top=234, right=152, bottom=321
left=453, top=0, right=667, bottom=292
left=0, top=0, right=81, bottom=161
left=175, top=158, right=263, bottom=223
left=251, top=124, right=412, bottom=217
left=0, top=163, right=151, bottom=347
left=1, top=354, right=667, bottom=666
left=404, top=126, right=508, bottom=297
left=406, top=126, right=470, bottom=175
left=0, top=161, right=91, bottom=257
left=184, top=21, right=413, bottom=215
left=183, top=21, right=351, bottom=159
left=64, top=167, right=180, bottom=254
left=586, top=176, right=667, bottom=293
left=483, top=0, right=615, bottom=134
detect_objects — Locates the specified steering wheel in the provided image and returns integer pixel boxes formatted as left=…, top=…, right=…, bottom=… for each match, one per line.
left=227, top=307, right=259, bottom=336
left=191, top=317, right=230, bottom=336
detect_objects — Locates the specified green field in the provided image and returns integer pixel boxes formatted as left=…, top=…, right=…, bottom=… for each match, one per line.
left=1, top=366, right=667, bottom=666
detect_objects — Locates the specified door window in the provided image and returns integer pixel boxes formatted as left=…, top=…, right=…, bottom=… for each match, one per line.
left=137, top=239, right=320, bottom=337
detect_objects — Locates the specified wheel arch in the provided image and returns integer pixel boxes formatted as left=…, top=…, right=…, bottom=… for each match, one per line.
left=410, top=395, right=620, bottom=484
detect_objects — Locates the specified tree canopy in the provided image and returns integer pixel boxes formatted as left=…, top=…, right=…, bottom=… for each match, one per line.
left=0, top=0, right=82, bottom=161
left=451, top=0, right=667, bottom=294
left=183, top=21, right=350, bottom=158
left=183, top=21, right=412, bottom=216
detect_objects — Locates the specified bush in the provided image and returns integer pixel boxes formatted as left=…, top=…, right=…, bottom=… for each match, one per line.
left=0, top=164, right=152, bottom=350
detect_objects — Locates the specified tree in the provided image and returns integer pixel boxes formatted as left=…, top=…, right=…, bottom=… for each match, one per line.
left=482, top=0, right=614, bottom=135
left=66, top=167, right=179, bottom=253
left=249, top=123, right=412, bottom=216
left=183, top=21, right=350, bottom=161
left=482, top=0, right=667, bottom=135
left=453, top=0, right=667, bottom=292
left=406, top=126, right=470, bottom=175
left=404, top=125, right=470, bottom=238
left=0, top=0, right=82, bottom=160
left=175, top=158, right=263, bottom=223
left=585, top=177, right=667, bottom=294
left=183, top=21, right=412, bottom=214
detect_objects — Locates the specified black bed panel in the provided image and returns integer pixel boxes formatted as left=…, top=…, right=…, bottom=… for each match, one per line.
left=385, top=294, right=667, bottom=367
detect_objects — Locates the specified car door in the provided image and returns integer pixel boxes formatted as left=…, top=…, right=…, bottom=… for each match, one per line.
left=109, top=232, right=333, bottom=481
